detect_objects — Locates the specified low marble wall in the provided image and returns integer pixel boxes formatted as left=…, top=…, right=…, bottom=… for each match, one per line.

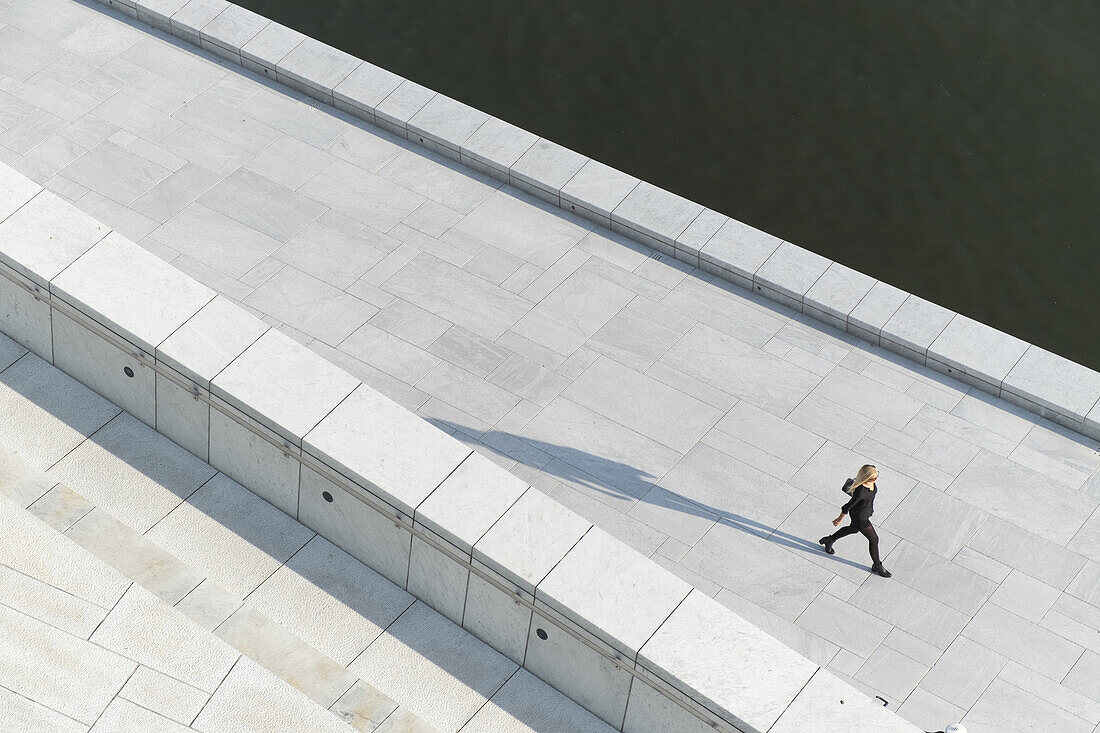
left=0, top=160, right=923, bottom=732
left=92, top=0, right=1100, bottom=446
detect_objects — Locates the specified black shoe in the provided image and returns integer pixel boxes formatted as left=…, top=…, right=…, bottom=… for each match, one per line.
left=819, top=537, right=835, bottom=555
left=872, top=563, right=892, bottom=578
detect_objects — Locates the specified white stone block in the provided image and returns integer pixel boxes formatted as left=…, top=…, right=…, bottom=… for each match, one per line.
left=156, top=367, right=209, bottom=460
left=698, top=217, right=782, bottom=288
left=170, top=0, right=229, bottom=43
left=0, top=163, right=40, bottom=221
left=303, top=384, right=470, bottom=518
left=276, top=37, right=361, bottom=103
left=622, top=678, right=716, bottom=733
left=240, top=21, right=304, bottom=75
left=1003, top=345, right=1100, bottom=423
left=416, top=451, right=527, bottom=554
left=561, top=160, right=639, bottom=226
left=333, top=61, right=403, bottom=117
left=0, top=263, right=52, bottom=361
left=473, top=488, right=592, bottom=596
left=804, top=260, right=877, bottom=324
left=375, top=79, right=436, bottom=134
left=207, top=402, right=300, bottom=516
left=52, top=310, right=155, bottom=427
left=298, top=466, right=412, bottom=588
left=51, top=232, right=215, bottom=356
left=928, top=314, right=1030, bottom=390
left=611, top=182, right=703, bottom=250
left=880, top=294, right=954, bottom=362
left=211, top=328, right=359, bottom=445
left=848, top=280, right=908, bottom=341
left=509, top=139, right=588, bottom=204
left=461, top=117, right=538, bottom=178
left=769, top=669, right=922, bottom=733
left=754, top=241, right=831, bottom=307
left=156, top=294, right=268, bottom=388
left=675, top=208, right=727, bottom=260
left=638, top=589, right=817, bottom=733
left=536, top=528, right=691, bottom=661
left=199, top=3, right=267, bottom=57
left=0, top=190, right=107, bottom=289
left=407, top=533, right=468, bottom=625
left=137, top=0, right=188, bottom=31
left=408, top=94, right=490, bottom=154
left=523, top=608, right=634, bottom=729
left=462, top=568, right=532, bottom=664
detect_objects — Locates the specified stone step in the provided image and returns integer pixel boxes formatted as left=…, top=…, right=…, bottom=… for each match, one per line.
left=0, top=338, right=616, bottom=733
left=0, top=459, right=434, bottom=732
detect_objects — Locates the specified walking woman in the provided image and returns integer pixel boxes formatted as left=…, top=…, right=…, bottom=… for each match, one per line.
left=819, top=464, right=892, bottom=578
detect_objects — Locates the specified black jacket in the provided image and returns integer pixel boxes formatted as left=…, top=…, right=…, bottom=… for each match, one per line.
left=842, top=483, right=877, bottom=525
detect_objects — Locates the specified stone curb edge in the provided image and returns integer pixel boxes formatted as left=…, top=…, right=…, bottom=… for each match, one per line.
left=94, top=0, right=1100, bottom=443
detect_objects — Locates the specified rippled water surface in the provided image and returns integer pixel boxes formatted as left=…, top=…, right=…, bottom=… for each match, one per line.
left=238, top=0, right=1100, bottom=370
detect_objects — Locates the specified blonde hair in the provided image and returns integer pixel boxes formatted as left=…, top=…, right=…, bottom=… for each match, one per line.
left=852, top=464, right=878, bottom=487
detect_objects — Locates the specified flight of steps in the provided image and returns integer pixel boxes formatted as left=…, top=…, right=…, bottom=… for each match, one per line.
left=0, top=332, right=616, bottom=733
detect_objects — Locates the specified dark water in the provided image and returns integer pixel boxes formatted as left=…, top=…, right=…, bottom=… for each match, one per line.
left=238, top=0, right=1100, bottom=371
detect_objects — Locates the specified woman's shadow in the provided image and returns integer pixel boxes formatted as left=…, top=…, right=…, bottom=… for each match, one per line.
left=430, top=418, right=868, bottom=572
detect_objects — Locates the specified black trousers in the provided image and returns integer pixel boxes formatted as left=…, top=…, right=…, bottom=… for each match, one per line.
left=828, top=522, right=882, bottom=565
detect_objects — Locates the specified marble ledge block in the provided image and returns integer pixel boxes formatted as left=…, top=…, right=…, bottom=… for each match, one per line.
left=1082, top=405, right=1100, bottom=442
left=374, top=80, right=437, bottom=138
left=208, top=400, right=300, bottom=517
left=535, top=528, right=691, bottom=663
left=302, top=383, right=471, bottom=520
left=406, top=529, right=469, bottom=626
left=611, top=182, right=703, bottom=255
left=560, top=160, right=640, bottom=228
left=136, top=0, right=187, bottom=31
left=804, top=261, right=876, bottom=328
left=847, top=280, right=908, bottom=341
left=332, top=62, right=403, bottom=120
left=927, top=314, right=1029, bottom=392
left=51, top=232, right=216, bottom=358
left=754, top=241, right=831, bottom=308
left=0, top=189, right=109, bottom=290
left=1001, top=344, right=1100, bottom=424
left=169, top=0, right=230, bottom=46
left=509, top=139, right=589, bottom=207
left=697, top=217, right=782, bottom=289
left=674, top=208, right=727, bottom=265
left=211, top=328, right=360, bottom=447
left=0, top=262, right=53, bottom=361
left=472, top=487, right=592, bottom=598
left=610, top=219, right=675, bottom=258
left=0, top=162, right=41, bottom=221
left=240, top=21, right=305, bottom=79
left=463, top=563, right=532, bottom=665
left=460, top=117, right=538, bottom=179
left=155, top=365, right=210, bottom=461
left=275, top=36, right=361, bottom=104
left=156, top=295, right=269, bottom=391
left=408, top=94, right=490, bottom=160
left=298, top=466, right=412, bottom=588
left=879, top=294, right=954, bottom=365
left=696, top=255, right=753, bottom=292
left=98, top=0, right=138, bottom=18
left=414, top=451, right=527, bottom=556
left=638, top=590, right=817, bottom=733
left=623, top=677, right=718, bottom=733
left=52, top=309, right=156, bottom=428
left=523, top=604, right=635, bottom=729
left=198, top=3, right=268, bottom=63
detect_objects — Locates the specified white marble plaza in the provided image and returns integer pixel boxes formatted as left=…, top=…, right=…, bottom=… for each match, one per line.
left=1, top=0, right=1099, bottom=731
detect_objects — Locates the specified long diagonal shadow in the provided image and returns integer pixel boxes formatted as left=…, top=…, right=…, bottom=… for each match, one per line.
left=432, top=419, right=869, bottom=572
